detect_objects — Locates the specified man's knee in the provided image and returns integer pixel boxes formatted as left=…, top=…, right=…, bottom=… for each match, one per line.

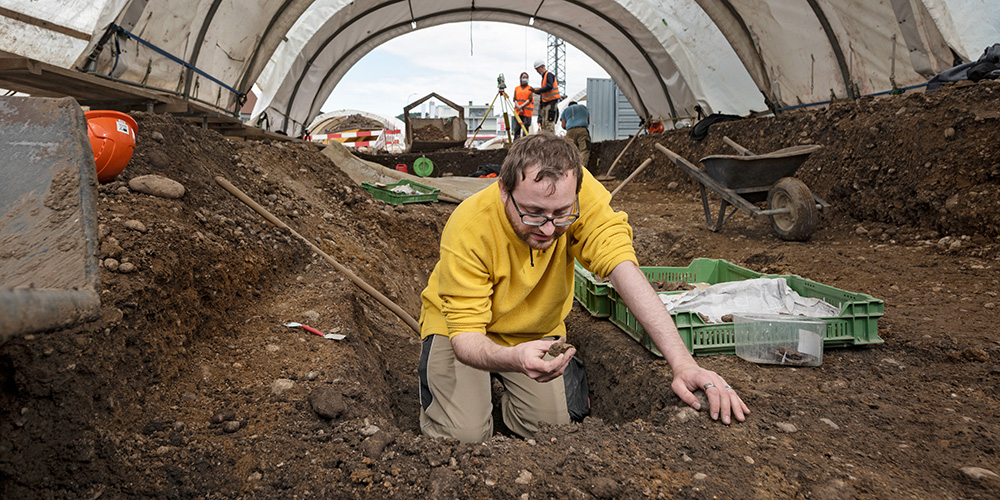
left=498, top=374, right=570, bottom=438
left=418, top=336, right=494, bottom=443
left=521, top=404, right=570, bottom=428
left=420, top=417, right=492, bottom=443
left=502, top=401, right=569, bottom=438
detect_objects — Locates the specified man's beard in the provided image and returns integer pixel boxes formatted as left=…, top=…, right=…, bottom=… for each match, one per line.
left=511, top=223, right=568, bottom=251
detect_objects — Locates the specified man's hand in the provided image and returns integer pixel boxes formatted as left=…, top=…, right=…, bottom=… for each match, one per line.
left=515, top=339, right=576, bottom=383
left=670, top=363, right=749, bottom=425
left=451, top=333, right=575, bottom=383
left=608, top=261, right=751, bottom=425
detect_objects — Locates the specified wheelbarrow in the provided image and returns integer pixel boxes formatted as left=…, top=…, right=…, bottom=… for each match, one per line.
left=655, top=136, right=829, bottom=241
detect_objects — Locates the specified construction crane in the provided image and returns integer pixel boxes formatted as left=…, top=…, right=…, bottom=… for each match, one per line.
left=547, top=34, right=566, bottom=93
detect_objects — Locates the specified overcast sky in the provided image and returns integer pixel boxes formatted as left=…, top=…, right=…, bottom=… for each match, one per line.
left=320, top=21, right=609, bottom=120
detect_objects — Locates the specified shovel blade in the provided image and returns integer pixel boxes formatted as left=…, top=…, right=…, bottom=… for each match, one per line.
left=1, top=96, right=102, bottom=341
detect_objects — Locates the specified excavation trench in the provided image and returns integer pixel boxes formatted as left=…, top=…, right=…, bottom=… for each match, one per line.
left=5, top=83, right=1000, bottom=498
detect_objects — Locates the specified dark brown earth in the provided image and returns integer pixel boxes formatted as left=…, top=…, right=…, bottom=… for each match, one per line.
left=357, top=147, right=507, bottom=178
left=2, top=81, right=999, bottom=499
left=413, top=124, right=454, bottom=142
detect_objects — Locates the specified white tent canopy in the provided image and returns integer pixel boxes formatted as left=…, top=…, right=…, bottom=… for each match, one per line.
left=3, top=0, right=997, bottom=137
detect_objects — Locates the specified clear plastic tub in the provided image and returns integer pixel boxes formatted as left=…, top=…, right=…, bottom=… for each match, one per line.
left=734, top=313, right=826, bottom=366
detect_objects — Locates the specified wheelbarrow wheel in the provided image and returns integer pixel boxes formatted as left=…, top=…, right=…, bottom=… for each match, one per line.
left=767, top=177, right=818, bottom=241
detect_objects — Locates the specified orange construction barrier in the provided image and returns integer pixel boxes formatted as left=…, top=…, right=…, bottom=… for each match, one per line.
left=85, top=110, right=137, bottom=183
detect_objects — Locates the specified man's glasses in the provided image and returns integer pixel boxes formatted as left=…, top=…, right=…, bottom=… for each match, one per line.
left=508, top=193, right=579, bottom=227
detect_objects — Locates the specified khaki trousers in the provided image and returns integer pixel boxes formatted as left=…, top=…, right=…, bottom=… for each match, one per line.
left=565, top=127, right=591, bottom=168
left=419, top=334, right=569, bottom=443
left=538, top=101, right=559, bottom=133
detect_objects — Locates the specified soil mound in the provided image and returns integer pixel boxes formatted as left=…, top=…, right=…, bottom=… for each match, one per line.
left=357, top=147, right=507, bottom=178
left=325, top=114, right=385, bottom=133
left=412, top=124, right=452, bottom=141
left=593, top=81, right=1000, bottom=254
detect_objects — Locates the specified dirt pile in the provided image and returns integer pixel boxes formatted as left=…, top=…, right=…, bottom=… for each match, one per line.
left=325, top=114, right=385, bottom=133
left=592, top=81, right=1000, bottom=257
left=1, top=82, right=999, bottom=499
left=357, top=147, right=507, bottom=178
left=0, top=111, right=446, bottom=498
left=412, top=124, right=452, bottom=141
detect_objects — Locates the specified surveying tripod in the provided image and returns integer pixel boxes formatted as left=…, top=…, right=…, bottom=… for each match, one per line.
left=469, top=73, right=530, bottom=146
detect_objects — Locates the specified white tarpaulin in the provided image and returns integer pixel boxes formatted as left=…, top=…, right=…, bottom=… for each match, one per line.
left=1, top=1, right=996, bottom=135
left=659, top=278, right=841, bottom=323
left=0, top=0, right=125, bottom=68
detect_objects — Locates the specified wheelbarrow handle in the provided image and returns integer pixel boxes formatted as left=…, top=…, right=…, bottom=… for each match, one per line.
left=722, top=136, right=755, bottom=156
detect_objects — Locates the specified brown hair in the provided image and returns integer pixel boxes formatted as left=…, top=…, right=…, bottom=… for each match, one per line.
left=500, top=133, right=582, bottom=194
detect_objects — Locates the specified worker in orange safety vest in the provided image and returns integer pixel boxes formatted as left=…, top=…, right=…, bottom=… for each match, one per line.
left=512, top=72, right=534, bottom=139
left=532, top=60, right=561, bottom=133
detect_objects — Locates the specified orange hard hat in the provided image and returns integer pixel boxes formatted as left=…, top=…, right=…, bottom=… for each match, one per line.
left=85, top=110, right=137, bottom=183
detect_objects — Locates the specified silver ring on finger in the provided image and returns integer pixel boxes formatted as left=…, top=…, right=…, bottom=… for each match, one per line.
left=703, top=382, right=715, bottom=390
left=724, top=385, right=733, bottom=391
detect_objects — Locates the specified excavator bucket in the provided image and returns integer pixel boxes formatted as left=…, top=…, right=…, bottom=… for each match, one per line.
left=0, top=96, right=101, bottom=342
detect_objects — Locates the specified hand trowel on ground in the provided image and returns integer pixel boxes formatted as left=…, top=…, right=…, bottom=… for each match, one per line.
left=283, top=322, right=346, bottom=340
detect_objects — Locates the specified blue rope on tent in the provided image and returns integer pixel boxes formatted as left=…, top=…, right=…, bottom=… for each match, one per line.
left=774, top=82, right=928, bottom=112
left=110, top=23, right=245, bottom=99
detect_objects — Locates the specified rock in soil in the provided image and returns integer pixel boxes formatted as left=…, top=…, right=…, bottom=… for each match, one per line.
left=210, top=409, right=236, bottom=424
left=128, top=174, right=186, bottom=199
left=271, top=378, right=294, bottom=396
left=360, top=431, right=393, bottom=459
left=309, top=386, right=345, bottom=419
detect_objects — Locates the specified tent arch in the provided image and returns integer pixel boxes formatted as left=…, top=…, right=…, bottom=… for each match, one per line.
left=235, top=0, right=315, bottom=98
left=295, top=9, right=676, bottom=130
left=259, top=1, right=703, bottom=135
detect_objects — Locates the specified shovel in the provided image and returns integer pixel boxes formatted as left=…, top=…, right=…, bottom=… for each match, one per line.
left=283, top=322, right=346, bottom=340
left=594, top=117, right=649, bottom=181
left=609, top=157, right=654, bottom=198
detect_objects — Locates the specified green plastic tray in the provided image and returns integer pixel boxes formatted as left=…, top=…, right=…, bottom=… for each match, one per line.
left=601, top=265, right=885, bottom=356
left=361, top=179, right=439, bottom=205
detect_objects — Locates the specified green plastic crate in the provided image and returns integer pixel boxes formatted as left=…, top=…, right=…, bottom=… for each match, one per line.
left=606, top=270, right=885, bottom=357
left=361, top=179, right=440, bottom=205
left=573, top=262, right=613, bottom=317
left=573, top=258, right=763, bottom=318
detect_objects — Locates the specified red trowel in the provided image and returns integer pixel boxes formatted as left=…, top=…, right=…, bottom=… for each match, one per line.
left=283, top=322, right=346, bottom=340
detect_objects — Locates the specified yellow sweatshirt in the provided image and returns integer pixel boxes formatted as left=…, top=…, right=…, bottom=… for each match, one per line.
left=419, top=168, right=638, bottom=346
